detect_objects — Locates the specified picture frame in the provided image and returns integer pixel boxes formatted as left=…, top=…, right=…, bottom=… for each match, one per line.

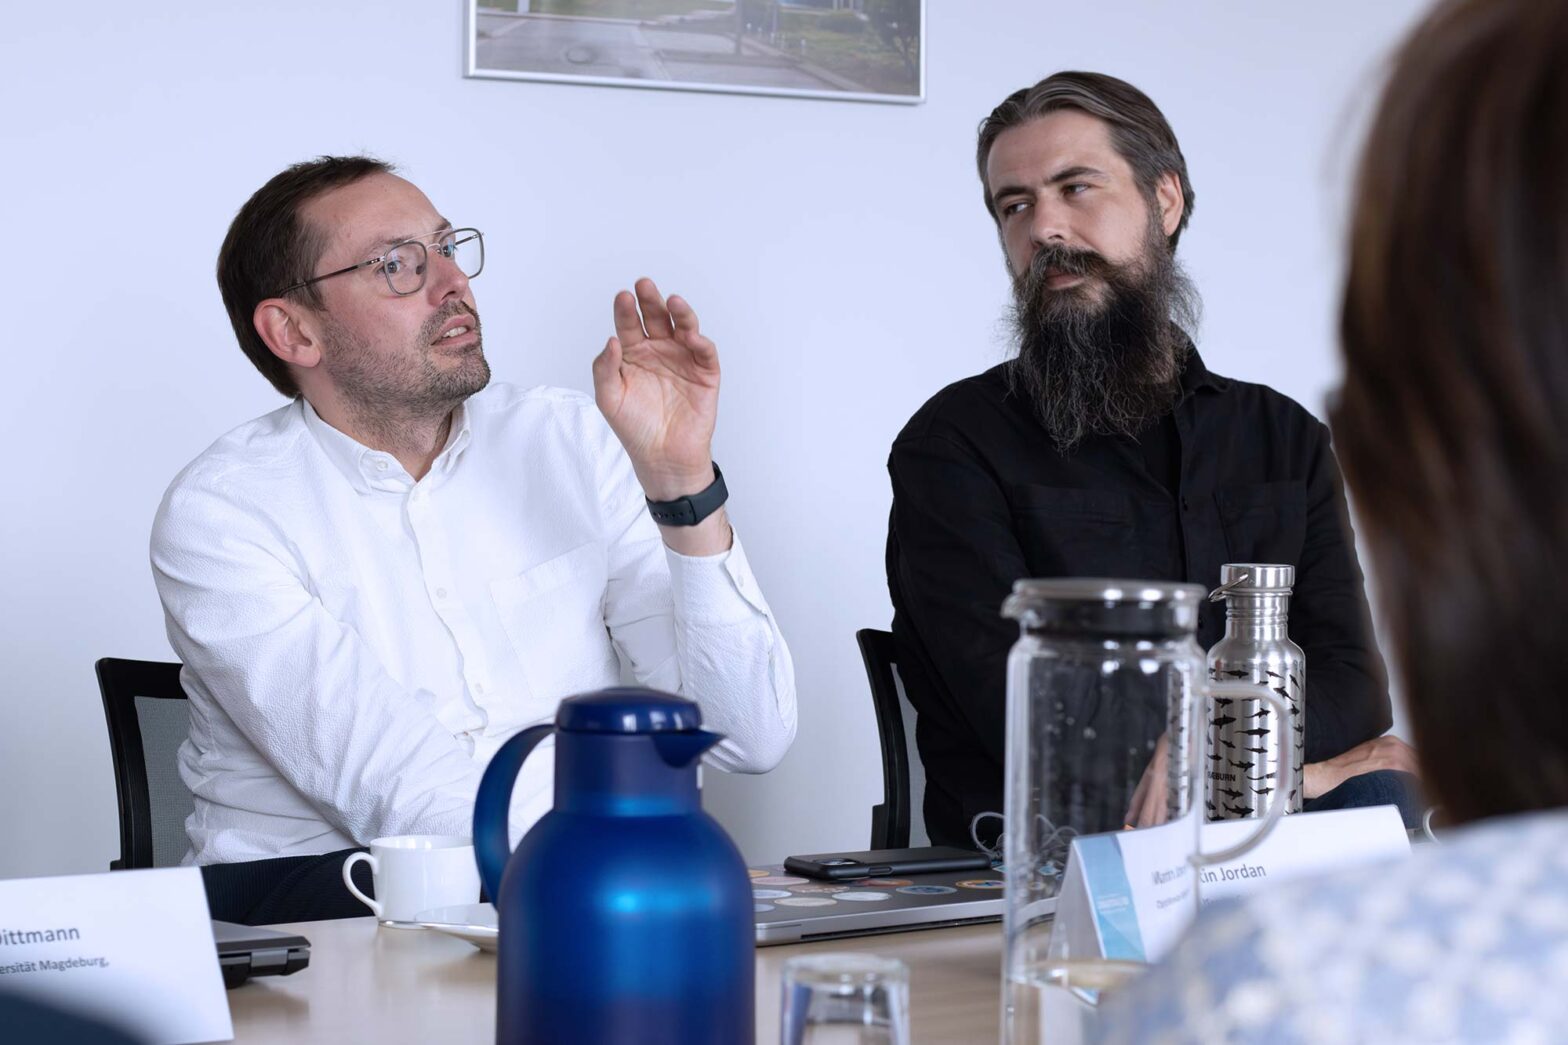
left=465, top=1, right=924, bottom=105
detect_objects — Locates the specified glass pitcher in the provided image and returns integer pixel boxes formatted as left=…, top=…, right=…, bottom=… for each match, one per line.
left=998, top=579, right=1286, bottom=1043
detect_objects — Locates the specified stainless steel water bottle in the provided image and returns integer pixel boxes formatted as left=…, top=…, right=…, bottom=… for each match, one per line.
left=1205, top=564, right=1305, bottom=818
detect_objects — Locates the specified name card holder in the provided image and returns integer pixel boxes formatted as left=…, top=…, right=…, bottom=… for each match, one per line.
left=0, top=867, right=233, bottom=1043
left=1053, top=805, right=1411, bottom=963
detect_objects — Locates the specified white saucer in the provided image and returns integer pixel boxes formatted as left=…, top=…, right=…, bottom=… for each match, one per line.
left=414, top=903, right=498, bottom=952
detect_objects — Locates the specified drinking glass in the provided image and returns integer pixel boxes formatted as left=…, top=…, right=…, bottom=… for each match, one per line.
left=1006, top=956, right=1145, bottom=1045
left=780, top=953, right=910, bottom=1045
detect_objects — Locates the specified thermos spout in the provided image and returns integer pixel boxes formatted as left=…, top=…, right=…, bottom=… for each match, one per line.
left=652, top=729, right=723, bottom=768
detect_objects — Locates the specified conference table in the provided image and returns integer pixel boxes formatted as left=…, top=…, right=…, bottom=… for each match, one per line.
left=226, top=917, right=1003, bottom=1042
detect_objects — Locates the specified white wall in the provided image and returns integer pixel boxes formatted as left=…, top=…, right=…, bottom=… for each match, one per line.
left=0, top=1, right=1432, bottom=880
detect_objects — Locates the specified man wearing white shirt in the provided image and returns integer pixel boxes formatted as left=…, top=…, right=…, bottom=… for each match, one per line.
left=152, top=156, right=797, bottom=868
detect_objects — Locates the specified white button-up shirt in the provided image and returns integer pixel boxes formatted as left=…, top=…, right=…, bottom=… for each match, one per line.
left=151, top=383, right=796, bottom=865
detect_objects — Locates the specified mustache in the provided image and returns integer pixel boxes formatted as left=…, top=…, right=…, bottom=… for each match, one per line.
left=1017, top=242, right=1115, bottom=290
left=1003, top=222, right=1200, bottom=454
left=420, top=300, right=481, bottom=344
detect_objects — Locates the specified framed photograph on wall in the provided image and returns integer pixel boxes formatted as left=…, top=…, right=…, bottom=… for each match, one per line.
left=465, top=1, right=924, bottom=104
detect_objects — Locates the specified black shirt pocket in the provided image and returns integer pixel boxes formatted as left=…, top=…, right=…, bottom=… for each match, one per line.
left=1007, top=484, right=1139, bottom=577
left=1214, top=480, right=1307, bottom=566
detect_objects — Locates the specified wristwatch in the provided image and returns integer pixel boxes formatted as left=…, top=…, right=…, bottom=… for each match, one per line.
left=645, top=463, right=728, bottom=527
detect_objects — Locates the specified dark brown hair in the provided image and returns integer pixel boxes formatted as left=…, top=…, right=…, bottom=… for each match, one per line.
left=216, top=155, right=395, bottom=397
left=1334, top=0, right=1568, bottom=823
left=975, top=71, right=1195, bottom=251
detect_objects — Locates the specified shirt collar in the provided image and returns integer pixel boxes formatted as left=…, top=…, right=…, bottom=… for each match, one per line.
left=300, top=397, right=473, bottom=493
left=1179, top=342, right=1229, bottom=399
left=439, top=402, right=473, bottom=474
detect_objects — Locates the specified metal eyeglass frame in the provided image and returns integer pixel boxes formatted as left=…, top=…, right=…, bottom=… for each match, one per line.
left=273, top=227, right=484, bottom=298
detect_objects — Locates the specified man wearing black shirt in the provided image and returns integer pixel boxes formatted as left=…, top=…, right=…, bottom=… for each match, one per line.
left=886, top=72, right=1418, bottom=849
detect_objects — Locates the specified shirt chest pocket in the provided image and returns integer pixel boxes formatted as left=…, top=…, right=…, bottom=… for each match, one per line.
left=489, top=541, right=617, bottom=699
left=1214, top=481, right=1307, bottom=566
left=1007, top=485, right=1140, bottom=577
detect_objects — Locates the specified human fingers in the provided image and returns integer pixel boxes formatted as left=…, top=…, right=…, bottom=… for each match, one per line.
left=1125, top=767, right=1150, bottom=826
left=1374, top=736, right=1421, bottom=776
left=1345, top=736, right=1418, bottom=773
left=667, top=294, right=701, bottom=336
left=591, top=336, right=623, bottom=414
left=667, top=295, right=719, bottom=369
left=613, top=289, right=646, bottom=347
left=634, top=277, right=674, bottom=339
left=1134, top=780, right=1157, bottom=827
left=1125, top=746, right=1159, bottom=825
left=1143, top=775, right=1170, bottom=827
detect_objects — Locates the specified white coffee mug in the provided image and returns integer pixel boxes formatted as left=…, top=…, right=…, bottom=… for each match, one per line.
left=342, top=835, right=481, bottom=927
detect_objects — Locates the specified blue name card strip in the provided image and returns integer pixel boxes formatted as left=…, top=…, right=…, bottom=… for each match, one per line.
left=1076, top=833, right=1145, bottom=960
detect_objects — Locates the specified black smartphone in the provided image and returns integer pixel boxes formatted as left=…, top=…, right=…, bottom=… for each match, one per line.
left=782, top=846, right=992, bottom=881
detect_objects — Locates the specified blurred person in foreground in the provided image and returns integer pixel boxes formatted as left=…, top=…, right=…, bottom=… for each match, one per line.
left=1102, top=0, right=1568, bottom=1039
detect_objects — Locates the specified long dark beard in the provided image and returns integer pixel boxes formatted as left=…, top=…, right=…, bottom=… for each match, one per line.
left=1005, top=220, right=1201, bottom=453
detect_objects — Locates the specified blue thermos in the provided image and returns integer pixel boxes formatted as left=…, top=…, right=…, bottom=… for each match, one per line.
left=473, top=688, right=754, bottom=1044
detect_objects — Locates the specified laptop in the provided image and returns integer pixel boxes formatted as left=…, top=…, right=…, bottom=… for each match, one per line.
left=213, top=920, right=311, bottom=988
left=751, top=863, right=1031, bottom=946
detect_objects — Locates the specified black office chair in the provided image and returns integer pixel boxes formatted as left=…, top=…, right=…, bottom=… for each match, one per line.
left=97, top=658, right=195, bottom=870
left=96, top=656, right=376, bottom=922
left=855, top=629, right=928, bottom=850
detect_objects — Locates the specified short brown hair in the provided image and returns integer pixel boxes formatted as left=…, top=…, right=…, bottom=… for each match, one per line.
left=216, top=155, right=395, bottom=397
left=976, top=71, right=1195, bottom=251
left=1333, top=0, right=1568, bottom=823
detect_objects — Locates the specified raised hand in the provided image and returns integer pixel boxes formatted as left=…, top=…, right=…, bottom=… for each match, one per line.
left=592, top=277, right=720, bottom=502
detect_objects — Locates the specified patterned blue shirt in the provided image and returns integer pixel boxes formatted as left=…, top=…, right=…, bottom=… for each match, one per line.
left=1100, top=810, right=1568, bottom=1043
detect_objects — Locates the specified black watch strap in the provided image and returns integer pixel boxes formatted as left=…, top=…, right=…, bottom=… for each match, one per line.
left=645, top=463, right=728, bottom=527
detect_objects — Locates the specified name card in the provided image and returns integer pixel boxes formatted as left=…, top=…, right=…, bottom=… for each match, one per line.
left=0, top=867, right=233, bottom=1043
left=1052, top=809, right=1197, bottom=965
left=1053, top=805, right=1411, bottom=964
left=1196, top=805, right=1411, bottom=906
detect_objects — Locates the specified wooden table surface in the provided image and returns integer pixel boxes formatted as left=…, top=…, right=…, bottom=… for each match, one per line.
left=224, top=917, right=1002, bottom=1043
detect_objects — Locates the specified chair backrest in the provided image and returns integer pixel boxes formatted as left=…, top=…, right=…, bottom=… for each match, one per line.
left=96, top=658, right=194, bottom=870
left=855, top=629, right=928, bottom=850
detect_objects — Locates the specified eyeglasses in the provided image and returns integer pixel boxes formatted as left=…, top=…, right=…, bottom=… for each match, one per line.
left=275, top=227, right=485, bottom=298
